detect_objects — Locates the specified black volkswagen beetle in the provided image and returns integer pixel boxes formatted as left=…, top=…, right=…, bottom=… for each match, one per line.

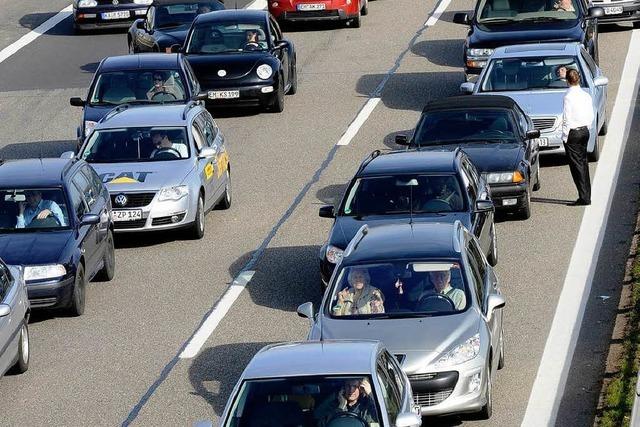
left=128, top=0, right=225, bottom=53
left=177, top=9, right=297, bottom=112
left=396, top=95, right=541, bottom=219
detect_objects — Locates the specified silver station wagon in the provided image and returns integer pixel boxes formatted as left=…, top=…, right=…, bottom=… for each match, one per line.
left=0, top=261, right=30, bottom=377
left=298, top=222, right=505, bottom=418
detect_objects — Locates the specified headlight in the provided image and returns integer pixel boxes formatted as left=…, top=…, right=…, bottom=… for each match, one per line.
left=77, top=0, right=98, bottom=7
left=434, top=333, right=480, bottom=368
left=325, top=245, right=344, bottom=264
left=486, top=171, right=524, bottom=184
left=467, top=48, right=494, bottom=57
left=133, top=0, right=153, bottom=4
left=84, top=121, right=98, bottom=136
left=158, top=185, right=189, bottom=201
left=24, top=264, right=66, bottom=282
left=256, top=64, right=273, bottom=80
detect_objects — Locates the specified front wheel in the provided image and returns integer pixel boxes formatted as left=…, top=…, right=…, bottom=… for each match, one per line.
left=8, top=321, right=29, bottom=374
left=478, top=361, right=493, bottom=419
left=287, top=63, right=298, bottom=95
left=634, top=21, right=640, bottom=29
left=498, top=329, right=505, bottom=370
left=516, top=187, right=531, bottom=220
left=68, top=264, right=86, bottom=317
left=269, top=79, right=285, bottom=113
left=189, top=194, right=205, bottom=240
left=532, top=167, right=541, bottom=191
left=216, top=170, right=232, bottom=210
left=96, top=230, right=115, bottom=281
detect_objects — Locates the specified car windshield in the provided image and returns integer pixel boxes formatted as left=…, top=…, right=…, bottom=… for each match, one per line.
left=480, top=56, right=586, bottom=91
left=342, top=175, right=466, bottom=216
left=414, top=109, right=518, bottom=145
left=154, top=1, right=224, bottom=29
left=186, top=21, right=269, bottom=53
left=0, top=188, right=70, bottom=231
left=225, top=375, right=382, bottom=427
left=89, top=70, right=187, bottom=105
left=477, top=0, right=579, bottom=23
left=81, top=127, right=190, bottom=163
left=329, top=262, right=468, bottom=319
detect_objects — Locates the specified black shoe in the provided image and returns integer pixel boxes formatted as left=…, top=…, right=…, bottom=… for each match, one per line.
left=569, top=199, right=591, bottom=206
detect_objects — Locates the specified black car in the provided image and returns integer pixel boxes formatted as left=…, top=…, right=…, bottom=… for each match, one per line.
left=0, top=159, right=115, bottom=316
left=73, top=0, right=152, bottom=33
left=69, top=53, right=202, bottom=142
left=128, top=0, right=225, bottom=53
left=176, top=9, right=298, bottom=112
left=593, top=0, right=640, bottom=27
left=396, top=95, right=541, bottom=219
left=318, top=149, right=496, bottom=287
left=453, top=0, right=604, bottom=80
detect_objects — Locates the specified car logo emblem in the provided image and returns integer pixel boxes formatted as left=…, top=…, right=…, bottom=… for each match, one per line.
left=114, top=194, right=128, bottom=207
left=217, top=69, right=227, bottom=77
left=112, top=0, right=119, bottom=4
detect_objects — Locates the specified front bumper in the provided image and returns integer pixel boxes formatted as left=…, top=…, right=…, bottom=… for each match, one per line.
left=203, top=83, right=278, bottom=107
left=595, top=2, right=640, bottom=23
left=488, top=182, right=528, bottom=211
left=111, top=191, right=196, bottom=233
left=27, top=275, right=75, bottom=309
left=73, top=5, right=147, bottom=30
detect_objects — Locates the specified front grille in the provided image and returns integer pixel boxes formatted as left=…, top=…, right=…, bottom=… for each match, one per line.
left=532, top=117, right=557, bottom=131
left=285, top=11, right=340, bottom=18
left=413, top=389, right=454, bottom=407
left=114, top=218, right=147, bottom=229
left=110, top=192, right=155, bottom=208
left=408, top=373, right=438, bottom=381
left=151, top=213, right=186, bottom=226
left=96, top=0, right=135, bottom=4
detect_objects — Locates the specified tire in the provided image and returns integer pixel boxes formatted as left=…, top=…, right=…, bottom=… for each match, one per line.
left=634, top=21, right=640, bottom=29
left=487, top=223, right=498, bottom=267
left=287, top=63, right=298, bottom=95
left=216, top=170, right=232, bottom=210
left=517, top=187, right=531, bottom=220
left=269, top=79, right=285, bottom=113
left=498, top=329, right=505, bottom=370
left=532, top=167, right=541, bottom=191
left=73, top=23, right=85, bottom=35
left=478, top=361, right=493, bottom=420
left=96, top=230, right=115, bottom=281
left=588, top=135, right=600, bottom=162
left=599, top=117, right=608, bottom=136
left=350, top=10, right=362, bottom=28
left=68, top=264, right=86, bottom=317
left=361, top=0, right=369, bottom=16
left=189, top=194, right=205, bottom=239
left=8, top=321, right=29, bottom=374
left=128, top=38, right=135, bottom=54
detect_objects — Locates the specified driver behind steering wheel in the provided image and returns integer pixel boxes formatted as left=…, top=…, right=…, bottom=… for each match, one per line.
left=146, top=71, right=182, bottom=101
left=429, top=270, right=465, bottom=310
left=16, top=190, right=66, bottom=228
left=150, top=131, right=188, bottom=159
left=314, top=378, right=378, bottom=427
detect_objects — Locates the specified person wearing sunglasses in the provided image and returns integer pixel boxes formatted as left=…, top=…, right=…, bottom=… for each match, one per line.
left=146, top=71, right=182, bottom=101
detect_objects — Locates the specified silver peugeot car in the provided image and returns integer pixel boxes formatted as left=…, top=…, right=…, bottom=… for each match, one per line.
left=298, top=222, right=505, bottom=418
left=461, top=42, right=608, bottom=161
left=65, top=102, right=231, bottom=239
left=220, top=340, right=422, bottom=427
left=0, top=261, right=30, bottom=377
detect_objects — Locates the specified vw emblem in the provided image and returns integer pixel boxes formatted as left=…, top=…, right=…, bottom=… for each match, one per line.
left=112, top=0, right=119, bottom=4
left=217, top=69, right=227, bottom=77
left=114, top=194, right=128, bottom=207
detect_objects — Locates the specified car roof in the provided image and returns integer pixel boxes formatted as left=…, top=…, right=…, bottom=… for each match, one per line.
left=359, top=150, right=459, bottom=176
left=99, top=54, right=182, bottom=72
left=0, top=158, right=76, bottom=188
left=193, top=8, right=266, bottom=24
left=344, top=222, right=462, bottom=265
left=242, top=341, right=381, bottom=379
left=493, top=42, right=581, bottom=58
left=95, top=104, right=196, bottom=128
left=422, top=94, right=518, bottom=112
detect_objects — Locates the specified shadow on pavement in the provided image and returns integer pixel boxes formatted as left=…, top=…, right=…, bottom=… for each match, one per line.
left=315, top=183, right=347, bottom=206
left=19, top=12, right=127, bottom=37
left=0, top=140, right=76, bottom=159
left=411, top=39, right=464, bottom=68
left=383, top=129, right=414, bottom=150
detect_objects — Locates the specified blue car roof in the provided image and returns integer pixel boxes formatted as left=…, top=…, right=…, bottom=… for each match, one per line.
left=0, top=158, right=74, bottom=188
left=493, top=42, right=580, bottom=58
left=359, top=150, right=459, bottom=177
left=193, top=9, right=266, bottom=25
left=99, top=54, right=182, bottom=72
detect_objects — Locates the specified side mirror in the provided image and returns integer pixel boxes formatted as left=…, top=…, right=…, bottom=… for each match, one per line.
left=296, top=302, right=314, bottom=320
left=69, top=97, right=85, bottom=107
left=486, top=294, right=506, bottom=320
left=135, top=19, right=145, bottom=29
left=274, top=40, right=288, bottom=50
left=60, top=151, right=75, bottom=160
left=453, top=12, right=470, bottom=25
left=198, top=147, right=216, bottom=159
left=526, top=129, right=541, bottom=139
left=395, top=134, right=410, bottom=146
left=0, top=304, right=10, bottom=318
left=594, top=76, right=609, bottom=87
left=459, top=82, right=475, bottom=94
left=475, top=199, right=494, bottom=213
left=588, top=7, right=604, bottom=18
left=395, top=412, right=422, bottom=427
left=80, top=213, right=100, bottom=226
left=192, top=92, right=208, bottom=101
left=169, top=44, right=182, bottom=53
left=318, top=205, right=335, bottom=219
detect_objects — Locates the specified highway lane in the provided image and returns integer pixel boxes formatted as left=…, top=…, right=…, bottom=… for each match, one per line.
left=0, top=0, right=637, bottom=426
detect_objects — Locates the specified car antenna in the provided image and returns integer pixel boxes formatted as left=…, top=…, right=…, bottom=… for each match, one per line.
left=409, top=182, right=414, bottom=225
left=235, top=0, right=238, bottom=9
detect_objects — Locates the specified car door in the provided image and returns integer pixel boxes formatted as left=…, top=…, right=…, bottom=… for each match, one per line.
left=581, top=47, right=606, bottom=129
left=461, top=159, right=490, bottom=253
left=0, top=264, right=20, bottom=375
left=269, top=16, right=289, bottom=85
left=191, top=114, right=217, bottom=208
left=81, top=165, right=111, bottom=251
left=69, top=173, right=99, bottom=280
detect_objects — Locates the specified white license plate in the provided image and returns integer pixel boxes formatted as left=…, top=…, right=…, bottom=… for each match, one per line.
left=533, top=138, right=549, bottom=147
left=604, top=6, right=623, bottom=15
left=208, top=90, right=240, bottom=100
left=297, top=3, right=326, bottom=11
left=101, top=11, right=131, bottom=20
left=111, top=210, right=142, bottom=222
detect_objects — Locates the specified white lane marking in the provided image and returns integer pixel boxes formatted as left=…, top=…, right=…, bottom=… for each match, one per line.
left=336, top=97, right=381, bottom=146
left=246, top=0, right=268, bottom=10
left=0, top=5, right=73, bottom=65
left=425, top=0, right=449, bottom=26
left=522, top=29, right=640, bottom=427
left=179, top=271, right=255, bottom=359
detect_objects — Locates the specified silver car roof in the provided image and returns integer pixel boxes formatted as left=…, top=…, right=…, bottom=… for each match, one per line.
left=242, top=340, right=382, bottom=379
left=493, top=42, right=581, bottom=59
left=94, top=104, right=199, bottom=129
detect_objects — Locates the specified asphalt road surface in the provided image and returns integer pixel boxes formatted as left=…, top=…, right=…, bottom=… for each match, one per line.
left=0, top=0, right=639, bottom=426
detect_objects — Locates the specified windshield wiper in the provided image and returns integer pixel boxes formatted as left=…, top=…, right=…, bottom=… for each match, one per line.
left=478, top=18, right=516, bottom=24
left=519, top=16, right=566, bottom=22
left=89, top=101, right=119, bottom=106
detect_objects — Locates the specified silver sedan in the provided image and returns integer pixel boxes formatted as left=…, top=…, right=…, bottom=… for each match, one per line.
left=0, top=262, right=30, bottom=377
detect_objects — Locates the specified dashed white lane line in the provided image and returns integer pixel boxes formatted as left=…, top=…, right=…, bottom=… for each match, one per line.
left=425, top=0, right=450, bottom=26
left=0, top=5, right=73, bottom=65
left=522, top=29, right=640, bottom=426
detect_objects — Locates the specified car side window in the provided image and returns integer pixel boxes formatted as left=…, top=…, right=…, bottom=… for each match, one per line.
left=146, top=7, right=155, bottom=31
left=72, top=170, right=96, bottom=209
left=466, top=237, right=486, bottom=308
left=0, top=263, right=10, bottom=301
left=581, top=49, right=597, bottom=79
left=514, top=108, right=529, bottom=135
left=269, top=16, right=283, bottom=42
left=68, top=181, right=88, bottom=219
left=382, top=351, right=405, bottom=399
left=376, top=359, right=400, bottom=419
left=461, top=161, right=478, bottom=202
left=184, top=61, right=200, bottom=95
left=82, top=166, right=105, bottom=203
left=198, top=112, right=218, bottom=147
left=191, top=121, right=206, bottom=151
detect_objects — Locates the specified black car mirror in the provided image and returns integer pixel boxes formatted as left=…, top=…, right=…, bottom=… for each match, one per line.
left=80, top=213, right=100, bottom=226
left=453, top=12, right=470, bottom=25
left=395, top=134, right=410, bottom=145
left=319, top=205, right=335, bottom=218
left=169, top=44, right=182, bottom=53
left=588, top=7, right=604, bottom=19
left=274, top=41, right=288, bottom=50
left=192, top=92, right=208, bottom=101
left=526, top=129, right=541, bottom=139
left=69, top=97, right=85, bottom=107
left=475, top=200, right=494, bottom=213
left=135, top=19, right=145, bottom=29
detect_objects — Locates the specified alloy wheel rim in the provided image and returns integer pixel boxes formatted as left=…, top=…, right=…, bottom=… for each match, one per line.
left=225, top=171, right=231, bottom=203
left=198, top=198, right=204, bottom=232
left=21, top=324, right=29, bottom=362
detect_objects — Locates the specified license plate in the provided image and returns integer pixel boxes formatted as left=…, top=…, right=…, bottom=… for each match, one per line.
left=101, top=11, right=131, bottom=20
left=604, top=6, right=623, bottom=15
left=208, top=90, right=240, bottom=100
left=111, top=210, right=142, bottom=222
left=533, top=138, right=549, bottom=147
left=297, top=3, right=326, bottom=11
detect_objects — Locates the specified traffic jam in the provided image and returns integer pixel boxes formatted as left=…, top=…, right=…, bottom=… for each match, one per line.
left=0, top=0, right=637, bottom=425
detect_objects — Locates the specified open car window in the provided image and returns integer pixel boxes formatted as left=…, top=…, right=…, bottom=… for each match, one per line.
left=225, top=375, right=382, bottom=427
left=477, top=0, right=579, bottom=23
left=329, top=262, right=468, bottom=319
left=81, top=127, right=190, bottom=163
left=89, top=70, right=186, bottom=105
left=186, top=21, right=269, bottom=53
left=0, top=188, right=70, bottom=231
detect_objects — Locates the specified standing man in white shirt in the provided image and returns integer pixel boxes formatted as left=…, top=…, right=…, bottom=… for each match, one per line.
left=562, top=69, right=594, bottom=206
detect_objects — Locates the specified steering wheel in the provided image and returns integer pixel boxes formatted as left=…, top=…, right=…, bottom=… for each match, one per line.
left=416, top=293, right=456, bottom=312
left=26, top=215, right=61, bottom=228
left=326, top=412, right=368, bottom=427
left=152, top=147, right=181, bottom=159
left=477, top=129, right=509, bottom=136
left=244, top=41, right=260, bottom=51
left=151, top=91, right=177, bottom=101
left=421, top=199, right=452, bottom=212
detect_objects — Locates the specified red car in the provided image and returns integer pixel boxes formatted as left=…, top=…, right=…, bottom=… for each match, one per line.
left=269, top=0, right=369, bottom=28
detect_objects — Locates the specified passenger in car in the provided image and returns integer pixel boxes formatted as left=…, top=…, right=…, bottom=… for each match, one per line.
left=332, top=268, right=385, bottom=316
left=16, top=190, right=66, bottom=228
left=314, top=378, right=378, bottom=426
left=430, top=270, right=466, bottom=310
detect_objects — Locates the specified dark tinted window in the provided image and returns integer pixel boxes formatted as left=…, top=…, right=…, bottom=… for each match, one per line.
left=466, top=237, right=486, bottom=308
left=477, top=0, right=579, bottom=22
left=73, top=170, right=96, bottom=209
left=377, top=360, right=400, bottom=419
left=0, top=263, right=10, bottom=301
left=154, top=1, right=224, bottom=30
left=68, top=182, right=87, bottom=219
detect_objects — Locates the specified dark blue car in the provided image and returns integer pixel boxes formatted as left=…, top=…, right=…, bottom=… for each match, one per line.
left=0, top=159, right=115, bottom=316
left=318, top=149, right=496, bottom=287
left=69, top=53, right=202, bottom=143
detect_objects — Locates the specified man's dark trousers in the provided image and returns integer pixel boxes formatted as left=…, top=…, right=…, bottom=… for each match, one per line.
left=564, top=126, right=591, bottom=203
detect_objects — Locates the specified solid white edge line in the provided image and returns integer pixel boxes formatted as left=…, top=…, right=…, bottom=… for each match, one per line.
left=246, top=0, right=268, bottom=10
left=425, top=0, right=450, bottom=27
left=0, top=5, right=73, bottom=65
left=336, top=97, right=381, bottom=146
left=521, top=29, right=640, bottom=426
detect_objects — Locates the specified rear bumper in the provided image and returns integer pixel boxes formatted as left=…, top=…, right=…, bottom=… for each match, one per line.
left=203, top=83, right=278, bottom=107
left=27, top=275, right=75, bottom=309
left=73, top=6, right=147, bottom=30
left=270, top=2, right=359, bottom=21
left=596, top=2, right=640, bottom=23
left=489, top=182, right=528, bottom=211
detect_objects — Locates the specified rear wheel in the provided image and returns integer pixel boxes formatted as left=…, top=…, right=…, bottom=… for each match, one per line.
left=68, top=264, right=86, bottom=317
left=350, top=10, right=362, bottom=28
left=8, top=321, right=29, bottom=374
left=189, top=194, right=205, bottom=240
left=96, top=230, right=115, bottom=281
left=361, top=0, right=369, bottom=15
left=487, top=224, right=498, bottom=266
left=588, top=135, right=600, bottom=162
left=599, top=116, right=608, bottom=136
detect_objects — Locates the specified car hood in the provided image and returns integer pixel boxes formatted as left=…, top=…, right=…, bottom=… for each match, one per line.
left=186, top=52, right=270, bottom=80
left=156, top=28, right=189, bottom=48
left=83, top=104, right=113, bottom=125
left=420, top=143, right=524, bottom=173
left=319, top=310, right=480, bottom=373
left=90, top=160, right=194, bottom=192
left=496, top=90, right=566, bottom=117
left=329, top=214, right=472, bottom=249
left=0, top=232, right=72, bottom=265
left=469, top=19, right=583, bottom=48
